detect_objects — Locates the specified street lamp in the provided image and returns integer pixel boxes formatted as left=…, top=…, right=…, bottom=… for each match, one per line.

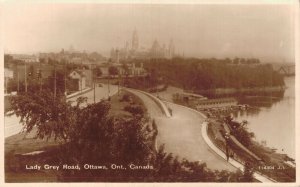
left=224, top=132, right=230, bottom=162
left=93, top=65, right=96, bottom=103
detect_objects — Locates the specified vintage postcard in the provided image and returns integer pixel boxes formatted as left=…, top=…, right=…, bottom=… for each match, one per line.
left=1, top=0, right=299, bottom=186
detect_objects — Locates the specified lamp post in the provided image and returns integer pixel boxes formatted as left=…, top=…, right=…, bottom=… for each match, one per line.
left=64, top=60, right=67, bottom=96
left=108, top=76, right=110, bottom=101
left=39, top=60, right=42, bottom=93
left=225, top=132, right=230, bottom=162
left=54, top=64, right=57, bottom=98
left=93, top=65, right=96, bottom=103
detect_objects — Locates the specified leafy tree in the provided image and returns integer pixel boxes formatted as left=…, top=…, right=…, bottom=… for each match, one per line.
left=93, top=67, right=103, bottom=77
left=108, top=66, right=119, bottom=76
left=8, top=90, right=73, bottom=141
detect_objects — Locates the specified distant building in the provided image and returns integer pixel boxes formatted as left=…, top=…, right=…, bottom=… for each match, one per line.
left=196, top=98, right=238, bottom=109
left=126, top=63, right=146, bottom=76
left=110, top=29, right=179, bottom=62
left=4, top=68, right=13, bottom=94
left=132, top=28, right=139, bottom=51
left=4, top=68, right=13, bottom=79
left=98, top=62, right=146, bottom=78
left=69, top=70, right=87, bottom=91
left=10, top=54, right=39, bottom=63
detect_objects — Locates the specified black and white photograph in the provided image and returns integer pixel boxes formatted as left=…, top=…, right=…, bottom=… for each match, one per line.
left=1, top=0, right=298, bottom=184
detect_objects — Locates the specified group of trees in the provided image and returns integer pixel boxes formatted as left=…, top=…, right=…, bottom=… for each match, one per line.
left=8, top=91, right=254, bottom=182
left=137, top=58, right=284, bottom=91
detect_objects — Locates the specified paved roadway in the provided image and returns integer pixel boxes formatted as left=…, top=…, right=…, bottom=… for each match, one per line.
left=4, top=84, right=118, bottom=138
left=127, top=89, right=236, bottom=172
left=68, top=84, right=118, bottom=105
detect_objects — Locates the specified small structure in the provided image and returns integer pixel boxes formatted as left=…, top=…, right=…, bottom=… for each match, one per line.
left=4, top=68, right=13, bottom=94
left=174, top=92, right=207, bottom=100
left=124, top=63, right=146, bottom=77
left=99, top=62, right=146, bottom=78
left=69, top=70, right=86, bottom=91
left=173, top=92, right=207, bottom=103
left=10, top=54, right=39, bottom=63
left=196, top=98, right=238, bottom=109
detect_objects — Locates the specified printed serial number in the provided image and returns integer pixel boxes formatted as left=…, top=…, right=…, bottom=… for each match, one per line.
left=258, top=166, right=285, bottom=170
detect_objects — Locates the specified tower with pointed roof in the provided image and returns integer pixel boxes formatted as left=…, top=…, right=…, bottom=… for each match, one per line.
left=132, top=28, right=139, bottom=51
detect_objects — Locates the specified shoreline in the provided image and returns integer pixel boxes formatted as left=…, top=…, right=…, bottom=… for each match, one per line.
left=189, top=85, right=286, bottom=96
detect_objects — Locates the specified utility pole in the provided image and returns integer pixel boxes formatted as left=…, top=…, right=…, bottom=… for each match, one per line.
left=54, top=65, right=57, bottom=98
left=17, top=70, right=19, bottom=93
left=118, top=76, right=120, bottom=96
left=39, top=70, right=42, bottom=93
left=108, top=77, right=110, bottom=100
left=39, top=61, right=42, bottom=93
left=93, top=66, right=96, bottom=103
left=25, top=63, right=27, bottom=92
left=64, top=60, right=67, bottom=96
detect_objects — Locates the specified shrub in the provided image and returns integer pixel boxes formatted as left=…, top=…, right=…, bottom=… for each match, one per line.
left=120, top=94, right=132, bottom=102
left=124, top=105, right=144, bottom=116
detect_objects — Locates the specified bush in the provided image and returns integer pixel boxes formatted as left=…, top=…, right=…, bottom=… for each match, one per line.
left=120, top=94, right=132, bottom=102
left=124, top=105, right=144, bottom=116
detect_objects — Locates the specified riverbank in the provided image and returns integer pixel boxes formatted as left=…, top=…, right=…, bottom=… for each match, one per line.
left=190, top=85, right=286, bottom=97
left=164, top=89, right=295, bottom=182
left=235, top=77, right=295, bottom=158
left=206, top=117, right=295, bottom=182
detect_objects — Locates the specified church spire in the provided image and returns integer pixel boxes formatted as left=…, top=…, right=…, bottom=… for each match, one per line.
left=132, top=28, right=139, bottom=51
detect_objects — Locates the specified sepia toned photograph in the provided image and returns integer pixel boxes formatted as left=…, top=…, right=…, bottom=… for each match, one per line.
left=2, top=1, right=297, bottom=184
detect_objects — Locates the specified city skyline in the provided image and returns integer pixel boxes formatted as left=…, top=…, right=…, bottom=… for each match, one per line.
left=2, top=3, right=295, bottom=62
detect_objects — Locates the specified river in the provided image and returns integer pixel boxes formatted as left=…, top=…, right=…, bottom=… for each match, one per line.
left=235, top=77, right=295, bottom=158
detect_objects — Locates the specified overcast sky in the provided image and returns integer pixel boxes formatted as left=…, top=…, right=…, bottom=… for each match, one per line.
left=2, top=3, right=295, bottom=62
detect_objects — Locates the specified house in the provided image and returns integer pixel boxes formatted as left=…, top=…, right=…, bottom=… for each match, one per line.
left=69, top=70, right=87, bottom=91
left=98, top=62, right=146, bottom=78
left=4, top=68, right=13, bottom=94
left=10, top=54, right=39, bottom=63
left=127, top=63, right=146, bottom=76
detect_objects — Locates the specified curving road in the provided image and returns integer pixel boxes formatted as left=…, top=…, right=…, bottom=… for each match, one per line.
left=127, top=89, right=236, bottom=172
left=68, top=84, right=118, bottom=106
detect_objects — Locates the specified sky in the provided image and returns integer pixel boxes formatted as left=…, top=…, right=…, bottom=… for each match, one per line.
left=2, top=3, right=296, bottom=62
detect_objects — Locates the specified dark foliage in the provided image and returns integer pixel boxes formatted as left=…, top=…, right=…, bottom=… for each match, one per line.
left=124, top=105, right=145, bottom=116
left=141, top=58, right=284, bottom=90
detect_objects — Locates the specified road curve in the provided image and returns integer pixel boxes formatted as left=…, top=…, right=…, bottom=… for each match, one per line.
left=127, top=89, right=236, bottom=172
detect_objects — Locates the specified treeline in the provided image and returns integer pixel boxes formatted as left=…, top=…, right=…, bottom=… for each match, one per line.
left=137, top=58, right=284, bottom=90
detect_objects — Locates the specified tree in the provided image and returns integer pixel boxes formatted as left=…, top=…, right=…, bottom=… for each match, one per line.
left=108, top=66, right=119, bottom=77
left=9, top=90, right=74, bottom=141
left=93, top=67, right=103, bottom=77
left=122, top=64, right=130, bottom=77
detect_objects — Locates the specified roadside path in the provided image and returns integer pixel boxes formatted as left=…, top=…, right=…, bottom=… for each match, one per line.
left=202, top=122, right=276, bottom=183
